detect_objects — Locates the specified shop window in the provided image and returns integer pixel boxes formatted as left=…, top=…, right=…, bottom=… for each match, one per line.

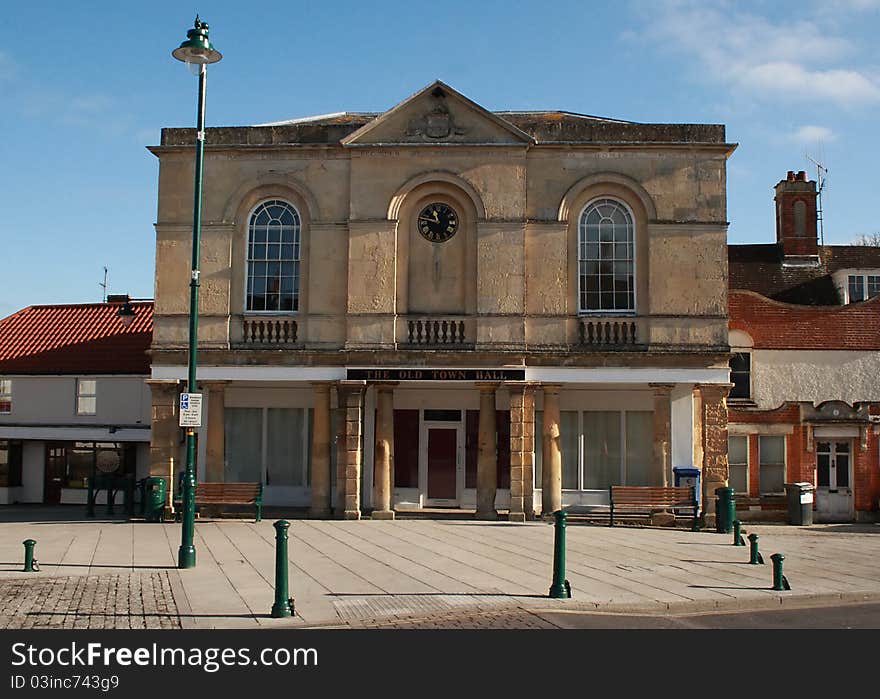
left=76, top=379, right=97, bottom=415
left=0, top=440, right=23, bottom=487
left=758, top=435, right=786, bottom=495
left=534, top=410, right=651, bottom=490
left=729, top=353, right=751, bottom=400
left=728, top=435, right=748, bottom=494
left=0, top=379, right=11, bottom=414
left=224, top=406, right=312, bottom=485
left=246, top=200, right=301, bottom=312
left=45, top=441, right=133, bottom=489
left=578, top=199, right=635, bottom=313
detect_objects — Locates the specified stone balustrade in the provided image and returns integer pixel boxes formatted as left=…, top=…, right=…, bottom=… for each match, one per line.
left=578, top=317, right=643, bottom=348
left=405, top=317, right=469, bottom=346
left=241, top=316, right=298, bottom=345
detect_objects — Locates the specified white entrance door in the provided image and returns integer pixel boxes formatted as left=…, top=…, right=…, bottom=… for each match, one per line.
left=421, top=420, right=463, bottom=507
left=816, top=441, right=853, bottom=522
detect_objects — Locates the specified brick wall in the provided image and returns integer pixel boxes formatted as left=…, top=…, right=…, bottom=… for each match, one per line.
left=730, top=291, right=880, bottom=350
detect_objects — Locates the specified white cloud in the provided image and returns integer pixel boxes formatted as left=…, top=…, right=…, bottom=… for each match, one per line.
left=634, top=1, right=880, bottom=106
left=741, top=62, right=880, bottom=104
left=790, top=125, right=837, bottom=143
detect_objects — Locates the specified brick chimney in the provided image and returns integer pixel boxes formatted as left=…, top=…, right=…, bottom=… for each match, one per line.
left=775, top=170, right=819, bottom=265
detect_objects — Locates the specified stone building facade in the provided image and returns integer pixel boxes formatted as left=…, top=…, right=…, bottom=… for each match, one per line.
left=148, top=81, right=736, bottom=521
left=728, top=171, right=880, bottom=521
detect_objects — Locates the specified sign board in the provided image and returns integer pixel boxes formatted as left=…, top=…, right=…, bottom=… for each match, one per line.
left=179, top=393, right=203, bottom=428
left=346, top=368, right=525, bottom=382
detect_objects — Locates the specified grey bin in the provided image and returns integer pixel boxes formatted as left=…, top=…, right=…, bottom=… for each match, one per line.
left=784, top=482, right=815, bottom=526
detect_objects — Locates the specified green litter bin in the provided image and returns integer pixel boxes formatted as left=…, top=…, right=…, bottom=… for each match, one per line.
left=144, top=477, right=167, bottom=523
left=715, top=486, right=735, bottom=534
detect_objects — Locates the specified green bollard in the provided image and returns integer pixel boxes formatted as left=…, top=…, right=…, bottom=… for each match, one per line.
left=22, top=539, right=38, bottom=572
left=548, top=510, right=572, bottom=599
left=270, top=520, right=295, bottom=618
left=748, top=532, right=764, bottom=564
left=771, top=553, right=791, bottom=591
left=733, top=520, right=745, bottom=546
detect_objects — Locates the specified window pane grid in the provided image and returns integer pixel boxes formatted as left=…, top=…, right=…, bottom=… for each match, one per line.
left=759, top=435, right=785, bottom=495
left=246, top=200, right=301, bottom=312
left=849, top=275, right=865, bottom=302
left=578, top=199, right=634, bottom=312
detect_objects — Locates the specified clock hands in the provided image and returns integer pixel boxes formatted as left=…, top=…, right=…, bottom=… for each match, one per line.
left=418, top=209, right=441, bottom=224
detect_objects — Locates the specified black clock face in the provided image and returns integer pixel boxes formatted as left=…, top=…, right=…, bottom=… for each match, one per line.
left=417, top=203, right=459, bottom=243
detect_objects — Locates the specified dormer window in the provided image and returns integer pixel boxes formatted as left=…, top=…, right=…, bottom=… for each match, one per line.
left=847, top=274, right=880, bottom=303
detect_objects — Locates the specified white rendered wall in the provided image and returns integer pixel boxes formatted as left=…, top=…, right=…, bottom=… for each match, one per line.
left=752, top=350, right=880, bottom=409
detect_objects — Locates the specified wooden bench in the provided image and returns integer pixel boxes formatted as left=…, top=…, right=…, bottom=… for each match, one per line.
left=175, top=482, right=263, bottom=522
left=609, top=485, right=699, bottom=528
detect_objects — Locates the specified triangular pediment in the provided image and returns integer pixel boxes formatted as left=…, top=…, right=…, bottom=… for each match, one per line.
left=341, top=80, right=534, bottom=146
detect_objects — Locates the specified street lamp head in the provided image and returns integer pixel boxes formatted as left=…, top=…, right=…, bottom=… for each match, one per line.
left=115, top=300, right=136, bottom=328
left=172, top=15, right=222, bottom=65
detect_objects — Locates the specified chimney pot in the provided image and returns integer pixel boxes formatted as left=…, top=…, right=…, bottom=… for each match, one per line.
left=797, top=170, right=807, bottom=181
left=787, top=170, right=795, bottom=181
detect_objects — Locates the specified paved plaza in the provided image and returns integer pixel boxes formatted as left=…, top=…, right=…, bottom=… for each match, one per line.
left=0, top=508, right=878, bottom=628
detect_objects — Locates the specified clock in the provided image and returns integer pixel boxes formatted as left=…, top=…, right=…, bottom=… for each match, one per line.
left=417, top=203, right=459, bottom=243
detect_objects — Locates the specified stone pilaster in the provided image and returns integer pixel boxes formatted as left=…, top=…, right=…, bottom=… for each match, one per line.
left=310, top=382, right=332, bottom=518
left=476, top=383, right=499, bottom=520
left=508, top=383, right=536, bottom=522
left=146, top=379, right=181, bottom=516
left=699, top=383, right=733, bottom=525
left=541, top=384, right=562, bottom=517
left=372, top=383, right=396, bottom=520
left=336, top=381, right=366, bottom=520
left=203, top=381, right=228, bottom=483
left=650, top=383, right=674, bottom=487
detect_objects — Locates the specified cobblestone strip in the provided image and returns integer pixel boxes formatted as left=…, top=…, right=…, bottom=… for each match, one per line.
left=0, top=573, right=181, bottom=629
left=343, top=606, right=563, bottom=629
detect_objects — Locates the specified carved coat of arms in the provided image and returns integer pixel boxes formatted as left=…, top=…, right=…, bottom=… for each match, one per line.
left=406, top=97, right=467, bottom=141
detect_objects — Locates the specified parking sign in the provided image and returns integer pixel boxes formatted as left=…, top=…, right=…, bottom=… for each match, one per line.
left=179, top=392, right=203, bottom=427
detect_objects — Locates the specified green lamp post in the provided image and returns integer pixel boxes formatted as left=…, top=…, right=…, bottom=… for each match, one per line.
left=172, top=16, right=222, bottom=569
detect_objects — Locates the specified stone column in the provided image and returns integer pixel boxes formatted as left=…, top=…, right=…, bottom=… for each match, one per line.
left=541, top=384, right=562, bottom=517
left=650, top=383, right=674, bottom=487
left=146, top=379, right=181, bottom=517
left=336, top=381, right=366, bottom=520
left=699, top=383, right=733, bottom=526
left=203, top=381, right=228, bottom=483
left=372, top=383, right=396, bottom=520
left=508, top=383, right=537, bottom=522
left=476, top=383, right=499, bottom=520
left=310, top=382, right=332, bottom=518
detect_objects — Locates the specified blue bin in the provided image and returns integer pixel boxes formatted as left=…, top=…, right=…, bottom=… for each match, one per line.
left=673, top=467, right=701, bottom=516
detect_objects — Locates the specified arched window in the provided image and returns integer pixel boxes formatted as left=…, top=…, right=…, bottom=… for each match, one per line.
left=246, top=200, right=301, bottom=311
left=578, top=198, right=634, bottom=313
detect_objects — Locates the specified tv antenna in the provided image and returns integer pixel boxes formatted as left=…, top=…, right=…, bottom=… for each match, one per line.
left=805, top=154, right=828, bottom=246
left=99, top=266, right=108, bottom=302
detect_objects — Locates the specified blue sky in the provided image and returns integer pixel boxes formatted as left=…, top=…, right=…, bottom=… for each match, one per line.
left=1, top=0, right=878, bottom=317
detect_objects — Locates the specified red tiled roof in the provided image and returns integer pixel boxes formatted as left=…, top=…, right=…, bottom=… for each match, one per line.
left=0, top=301, right=153, bottom=374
